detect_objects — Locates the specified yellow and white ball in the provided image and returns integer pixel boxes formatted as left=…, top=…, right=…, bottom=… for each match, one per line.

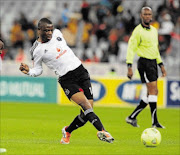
left=141, top=128, right=161, bottom=147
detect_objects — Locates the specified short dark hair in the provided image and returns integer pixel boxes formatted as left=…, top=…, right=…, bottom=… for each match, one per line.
left=38, top=18, right=52, bottom=29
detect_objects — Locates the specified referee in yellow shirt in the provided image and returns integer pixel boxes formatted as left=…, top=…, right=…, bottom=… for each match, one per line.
left=126, top=7, right=167, bottom=128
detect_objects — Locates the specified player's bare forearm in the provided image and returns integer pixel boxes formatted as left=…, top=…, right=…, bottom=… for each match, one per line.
left=19, top=63, right=29, bottom=74
left=127, top=68, right=133, bottom=80
left=160, top=65, right=167, bottom=77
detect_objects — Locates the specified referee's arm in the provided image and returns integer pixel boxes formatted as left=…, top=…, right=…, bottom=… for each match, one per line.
left=156, top=48, right=167, bottom=77
left=126, top=28, right=140, bottom=79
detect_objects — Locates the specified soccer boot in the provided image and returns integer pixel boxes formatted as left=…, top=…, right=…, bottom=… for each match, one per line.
left=60, top=126, right=71, bottom=144
left=126, top=117, right=140, bottom=127
left=152, top=123, right=165, bottom=129
left=97, top=130, right=114, bottom=143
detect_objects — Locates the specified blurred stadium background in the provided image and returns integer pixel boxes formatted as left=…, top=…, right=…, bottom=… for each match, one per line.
left=0, top=0, right=179, bottom=106
left=0, top=0, right=180, bottom=154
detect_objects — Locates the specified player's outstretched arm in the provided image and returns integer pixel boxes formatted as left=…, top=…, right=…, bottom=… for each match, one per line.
left=19, top=63, right=29, bottom=74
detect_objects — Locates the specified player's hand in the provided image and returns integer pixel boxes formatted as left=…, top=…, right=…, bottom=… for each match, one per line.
left=127, top=68, right=133, bottom=80
left=160, top=66, right=167, bottom=77
left=19, top=63, right=29, bottom=74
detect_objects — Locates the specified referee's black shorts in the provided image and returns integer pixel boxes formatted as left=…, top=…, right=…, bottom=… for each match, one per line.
left=138, top=57, right=158, bottom=83
left=58, top=64, right=93, bottom=100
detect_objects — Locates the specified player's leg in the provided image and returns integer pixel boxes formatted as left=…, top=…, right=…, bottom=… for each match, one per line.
left=65, top=100, right=93, bottom=133
left=65, top=69, right=97, bottom=133
left=146, top=81, right=165, bottom=128
left=71, top=92, right=105, bottom=131
left=126, top=95, right=148, bottom=127
left=126, top=58, right=148, bottom=127
left=60, top=96, right=90, bottom=144
left=60, top=65, right=113, bottom=143
left=59, top=74, right=88, bottom=144
left=71, top=92, right=114, bottom=143
left=65, top=77, right=94, bottom=134
left=128, top=96, right=148, bottom=119
left=61, top=92, right=114, bottom=143
left=144, top=59, right=165, bottom=128
left=60, top=94, right=92, bottom=144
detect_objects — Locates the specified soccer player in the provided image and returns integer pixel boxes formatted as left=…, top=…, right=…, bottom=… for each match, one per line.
left=19, top=18, right=114, bottom=144
left=125, top=7, right=167, bottom=128
left=0, top=39, right=4, bottom=54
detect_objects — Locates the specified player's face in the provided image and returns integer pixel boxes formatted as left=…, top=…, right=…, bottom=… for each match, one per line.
left=141, top=9, right=152, bottom=25
left=39, top=23, right=54, bottom=42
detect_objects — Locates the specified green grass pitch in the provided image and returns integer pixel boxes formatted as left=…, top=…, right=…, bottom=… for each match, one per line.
left=0, top=102, right=179, bottom=154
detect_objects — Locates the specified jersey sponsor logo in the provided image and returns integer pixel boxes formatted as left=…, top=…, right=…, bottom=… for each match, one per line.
left=117, top=80, right=147, bottom=104
left=56, top=48, right=67, bottom=59
left=56, top=48, right=61, bottom=52
left=57, top=37, right=62, bottom=41
left=91, top=80, right=105, bottom=101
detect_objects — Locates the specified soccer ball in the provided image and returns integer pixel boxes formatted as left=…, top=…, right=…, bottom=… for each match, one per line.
left=141, top=128, right=161, bottom=147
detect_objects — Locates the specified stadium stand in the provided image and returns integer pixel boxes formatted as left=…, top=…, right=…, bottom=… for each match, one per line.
left=0, top=0, right=179, bottom=78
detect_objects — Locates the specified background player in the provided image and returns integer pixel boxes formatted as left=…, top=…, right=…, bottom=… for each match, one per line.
left=19, top=18, right=114, bottom=144
left=0, top=40, right=4, bottom=54
left=0, top=39, right=4, bottom=73
left=125, top=7, right=167, bottom=128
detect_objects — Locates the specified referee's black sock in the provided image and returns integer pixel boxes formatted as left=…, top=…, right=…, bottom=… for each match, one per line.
left=66, top=115, right=88, bottom=133
left=129, top=97, right=148, bottom=119
left=148, top=95, right=158, bottom=125
left=84, top=109, right=105, bottom=131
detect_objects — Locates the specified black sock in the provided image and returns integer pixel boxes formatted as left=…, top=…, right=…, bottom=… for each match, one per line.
left=149, top=102, right=158, bottom=125
left=84, top=109, right=105, bottom=131
left=66, top=115, right=88, bottom=133
left=129, top=99, right=148, bottom=119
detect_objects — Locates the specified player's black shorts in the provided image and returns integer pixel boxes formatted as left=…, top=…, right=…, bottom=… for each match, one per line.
left=138, top=57, right=158, bottom=83
left=58, top=64, right=93, bottom=100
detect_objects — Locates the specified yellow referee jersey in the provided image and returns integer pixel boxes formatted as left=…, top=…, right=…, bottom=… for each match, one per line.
left=126, top=24, right=162, bottom=65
